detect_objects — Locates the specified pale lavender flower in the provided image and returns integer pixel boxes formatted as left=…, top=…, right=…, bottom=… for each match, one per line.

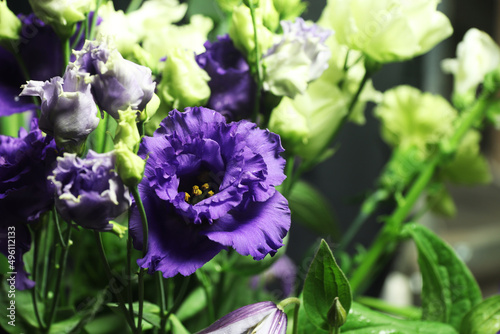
left=197, top=301, right=287, bottom=334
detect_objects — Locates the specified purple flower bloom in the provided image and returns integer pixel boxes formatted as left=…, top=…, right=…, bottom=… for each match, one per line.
left=74, top=37, right=155, bottom=118
left=0, top=119, right=58, bottom=290
left=197, top=301, right=287, bottom=334
left=20, top=63, right=100, bottom=150
left=196, top=35, right=256, bottom=121
left=130, top=107, right=290, bottom=278
left=250, top=255, right=297, bottom=299
left=48, top=150, right=131, bottom=231
left=0, top=13, right=91, bottom=117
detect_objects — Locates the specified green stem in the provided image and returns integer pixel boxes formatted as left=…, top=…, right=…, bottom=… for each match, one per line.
left=292, top=302, right=300, bottom=334
left=101, top=112, right=110, bottom=153
left=126, top=0, right=143, bottom=13
left=62, top=38, right=70, bottom=73
left=94, top=231, right=137, bottom=331
left=127, top=214, right=135, bottom=324
left=89, top=0, right=102, bottom=40
left=196, top=270, right=215, bottom=323
left=163, top=276, right=191, bottom=330
left=349, top=95, right=492, bottom=294
left=53, top=207, right=67, bottom=249
left=131, top=187, right=149, bottom=333
left=282, top=156, right=296, bottom=198
left=248, top=2, right=263, bottom=123
left=157, top=272, right=167, bottom=334
left=45, top=226, right=71, bottom=332
left=30, top=228, right=46, bottom=330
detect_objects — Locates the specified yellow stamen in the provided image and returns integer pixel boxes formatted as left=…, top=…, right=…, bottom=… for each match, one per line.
left=185, top=193, right=191, bottom=202
left=201, top=183, right=210, bottom=190
left=208, top=190, right=214, bottom=197
left=192, top=185, right=202, bottom=196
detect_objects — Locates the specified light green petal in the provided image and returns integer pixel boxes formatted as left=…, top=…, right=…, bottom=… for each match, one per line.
left=0, top=0, right=21, bottom=44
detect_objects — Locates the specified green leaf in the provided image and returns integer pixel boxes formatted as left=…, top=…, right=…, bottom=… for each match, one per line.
left=302, top=239, right=351, bottom=331
left=176, top=287, right=207, bottom=321
left=287, top=180, right=340, bottom=237
left=402, top=224, right=482, bottom=329
left=460, top=294, right=500, bottom=334
left=342, top=302, right=458, bottom=334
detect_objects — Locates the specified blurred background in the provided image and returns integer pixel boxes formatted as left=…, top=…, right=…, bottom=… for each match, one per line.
left=9, top=0, right=500, bottom=303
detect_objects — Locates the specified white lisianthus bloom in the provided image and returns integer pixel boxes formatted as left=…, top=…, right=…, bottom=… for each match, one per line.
left=319, top=0, right=453, bottom=63
left=441, top=28, right=500, bottom=99
left=28, top=0, right=92, bottom=37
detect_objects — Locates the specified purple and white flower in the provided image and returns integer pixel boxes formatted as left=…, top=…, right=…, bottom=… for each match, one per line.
left=0, top=119, right=58, bottom=289
left=196, top=35, right=256, bottom=121
left=20, top=63, right=100, bottom=151
left=48, top=150, right=131, bottom=231
left=130, top=107, right=290, bottom=278
left=197, top=301, right=287, bottom=334
left=74, top=37, right=156, bottom=118
left=262, top=18, right=332, bottom=98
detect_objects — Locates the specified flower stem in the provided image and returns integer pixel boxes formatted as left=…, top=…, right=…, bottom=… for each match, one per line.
left=127, top=219, right=135, bottom=324
left=89, top=0, right=102, bottom=40
left=53, top=207, right=67, bottom=248
left=30, top=228, right=46, bottom=330
left=44, top=225, right=71, bottom=332
left=93, top=231, right=137, bottom=331
left=163, top=276, right=191, bottom=331
left=349, top=94, right=492, bottom=294
left=157, top=272, right=166, bottom=334
left=196, top=270, right=215, bottom=324
left=277, top=298, right=300, bottom=334
left=248, top=1, right=263, bottom=123
left=131, top=186, right=149, bottom=333
left=62, top=38, right=70, bottom=73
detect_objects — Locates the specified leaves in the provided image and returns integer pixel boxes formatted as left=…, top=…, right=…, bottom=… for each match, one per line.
left=402, top=224, right=482, bottom=329
left=302, top=239, right=351, bottom=331
left=460, top=294, right=500, bottom=334
left=287, top=180, right=340, bottom=237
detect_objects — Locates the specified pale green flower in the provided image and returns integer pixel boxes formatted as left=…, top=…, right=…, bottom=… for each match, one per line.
left=0, top=0, right=21, bottom=47
left=28, top=0, right=92, bottom=38
left=319, top=0, right=453, bottom=63
left=229, top=4, right=274, bottom=63
left=156, top=47, right=211, bottom=111
left=114, top=142, right=146, bottom=188
left=374, top=85, right=457, bottom=152
left=441, top=28, right=500, bottom=103
left=114, top=108, right=140, bottom=153
left=272, top=0, right=307, bottom=21
left=216, top=0, right=241, bottom=12
left=260, top=0, right=280, bottom=32
left=142, top=15, right=213, bottom=61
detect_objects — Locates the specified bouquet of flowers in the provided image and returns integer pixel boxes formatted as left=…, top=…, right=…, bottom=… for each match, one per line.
left=1, top=0, right=499, bottom=333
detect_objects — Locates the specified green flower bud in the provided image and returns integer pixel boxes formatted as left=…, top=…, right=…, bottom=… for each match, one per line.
left=229, top=4, right=274, bottom=63
left=157, top=47, right=210, bottom=110
left=327, top=297, right=347, bottom=330
left=140, top=93, right=160, bottom=123
left=268, top=97, right=310, bottom=153
left=114, top=108, right=140, bottom=153
left=259, top=0, right=280, bottom=32
left=28, top=0, right=92, bottom=38
left=0, top=0, right=21, bottom=48
left=272, top=0, right=307, bottom=21
left=114, top=142, right=146, bottom=188
left=216, top=0, right=241, bottom=12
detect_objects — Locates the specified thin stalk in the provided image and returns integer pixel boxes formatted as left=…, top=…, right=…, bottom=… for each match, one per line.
left=40, top=215, right=54, bottom=302
left=62, top=38, right=70, bottom=73
left=70, top=20, right=85, bottom=50
left=127, top=213, right=135, bottom=324
left=282, top=155, right=296, bottom=198
left=100, top=112, right=110, bottom=153
left=248, top=2, right=263, bottom=123
left=53, top=207, right=67, bottom=248
left=163, top=276, right=191, bottom=329
left=31, top=228, right=46, bottom=330
left=44, top=226, right=71, bottom=332
left=157, top=272, right=167, bottom=334
left=94, top=231, right=137, bottom=331
left=89, top=0, right=102, bottom=40
left=131, top=187, right=149, bottom=333
left=277, top=297, right=300, bottom=334
left=196, top=270, right=215, bottom=324
left=349, top=96, right=492, bottom=294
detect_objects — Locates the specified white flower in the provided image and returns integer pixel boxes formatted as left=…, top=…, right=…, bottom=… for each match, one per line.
left=441, top=28, right=500, bottom=97
left=319, top=0, right=453, bottom=63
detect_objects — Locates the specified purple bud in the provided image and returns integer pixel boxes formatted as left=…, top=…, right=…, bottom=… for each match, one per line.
left=197, top=301, right=287, bottom=334
left=48, top=150, right=131, bottom=231
left=74, top=37, right=156, bottom=118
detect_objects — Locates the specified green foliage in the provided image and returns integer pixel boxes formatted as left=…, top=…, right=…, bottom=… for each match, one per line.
left=302, top=240, right=351, bottom=331
left=402, top=224, right=482, bottom=330
left=460, top=294, right=500, bottom=334
left=287, top=181, right=340, bottom=238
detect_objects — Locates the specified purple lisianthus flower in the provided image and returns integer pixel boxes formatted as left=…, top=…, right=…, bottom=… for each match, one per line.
left=250, top=255, right=297, bottom=299
left=20, top=63, right=100, bottom=151
left=130, top=107, right=290, bottom=278
left=74, top=37, right=155, bottom=118
left=197, top=301, right=287, bottom=334
left=0, top=119, right=58, bottom=289
left=0, top=13, right=91, bottom=117
left=196, top=35, right=256, bottom=121
left=48, top=150, right=131, bottom=231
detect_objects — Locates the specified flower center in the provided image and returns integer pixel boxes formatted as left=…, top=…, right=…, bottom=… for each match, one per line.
left=184, top=183, right=215, bottom=204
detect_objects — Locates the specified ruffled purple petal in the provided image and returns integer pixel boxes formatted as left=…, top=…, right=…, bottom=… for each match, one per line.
left=196, top=35, right=256, bottom=121
left=202, top=191, right=290, bottom=260
left=0, top=224, right=35, bottom=290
